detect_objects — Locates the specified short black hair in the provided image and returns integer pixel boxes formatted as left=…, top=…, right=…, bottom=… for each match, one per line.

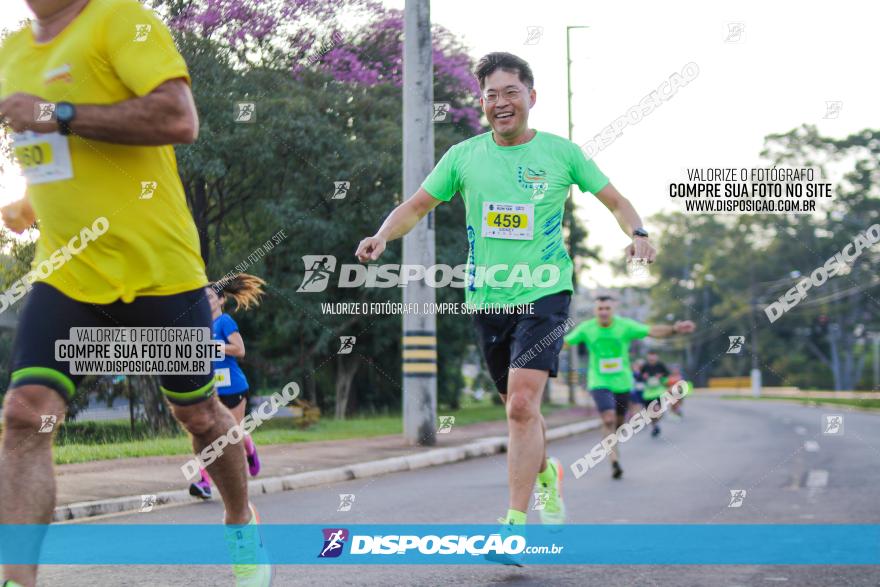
left=595, top=295, right=615, bottom=302
left=474, top=52, right=534, bottom=90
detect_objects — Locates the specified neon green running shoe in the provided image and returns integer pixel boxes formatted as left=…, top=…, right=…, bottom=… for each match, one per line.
left=536, top=456, right=566, bottom=525
left=225, top=503, right=273, bottom=586
left=483, top=516, right=526, bottom=566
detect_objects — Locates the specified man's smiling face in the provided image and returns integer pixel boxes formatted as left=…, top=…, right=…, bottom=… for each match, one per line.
left=480, top=69, right=535, bottom=140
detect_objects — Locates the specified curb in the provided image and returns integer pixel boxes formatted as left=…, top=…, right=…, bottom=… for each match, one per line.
left=53, top=418, right=600, bottom=523
left=718, top=394, right=880, bottom=413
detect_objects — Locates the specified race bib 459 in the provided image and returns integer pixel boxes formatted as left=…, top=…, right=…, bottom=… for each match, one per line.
left=481, top=202, right=534, bottom=240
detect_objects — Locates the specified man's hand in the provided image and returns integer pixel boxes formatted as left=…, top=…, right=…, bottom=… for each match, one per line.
left=673, top=320, right=696, bottom=334
left=0, top=93, right=59, bottom=134
left=625, top=236, right=656, bottom=263
left=2, top=198, right=36, bottom=234
left=355, top=235, right=387, bottom=263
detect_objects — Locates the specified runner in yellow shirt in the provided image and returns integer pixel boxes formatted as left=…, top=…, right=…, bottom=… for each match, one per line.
left=0, top=1, right=269, bottom=585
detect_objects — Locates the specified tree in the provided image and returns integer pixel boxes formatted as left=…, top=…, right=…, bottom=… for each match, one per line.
left=165, top=0, right=485, bottom=416
left=645, top=125, right=879, bottom=390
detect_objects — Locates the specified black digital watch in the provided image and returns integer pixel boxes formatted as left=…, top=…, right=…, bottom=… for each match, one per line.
left=55, top=102, right=76, bottom=136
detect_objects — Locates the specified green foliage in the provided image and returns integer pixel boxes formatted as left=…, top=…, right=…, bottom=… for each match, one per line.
left=167, top=25, right=485, bottom=415
left=647, top=125, right=879, bottom=390
left=54, top=419, right=153, bottom=445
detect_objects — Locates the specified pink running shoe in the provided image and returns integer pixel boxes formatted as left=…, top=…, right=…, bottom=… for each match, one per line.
left=247, top=445, right=261, bottom=477
left=189, top=478, right=212, bottom=499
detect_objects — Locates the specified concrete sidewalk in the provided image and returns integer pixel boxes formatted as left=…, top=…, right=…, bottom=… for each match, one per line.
left=53, top=406, right=599, bottom=521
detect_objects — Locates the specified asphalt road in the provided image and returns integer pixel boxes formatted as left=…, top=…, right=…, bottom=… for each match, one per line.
left=38, top=397, right=880, bottom=586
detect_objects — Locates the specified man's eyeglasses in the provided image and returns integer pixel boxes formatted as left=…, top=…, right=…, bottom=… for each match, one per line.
left=483, top=87, right=529, bottom=103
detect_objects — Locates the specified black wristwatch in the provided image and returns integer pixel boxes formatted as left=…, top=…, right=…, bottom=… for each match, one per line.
left=55, top=102, right=76, bottom=136
left=633, top=227, right=649, bottom=238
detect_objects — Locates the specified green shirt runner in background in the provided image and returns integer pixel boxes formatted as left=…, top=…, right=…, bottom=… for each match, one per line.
left=642, top=376, right=669, bottom=401
left=564, top=316, right=650, bottom=393
left=422, top=131, right=609, bottom=308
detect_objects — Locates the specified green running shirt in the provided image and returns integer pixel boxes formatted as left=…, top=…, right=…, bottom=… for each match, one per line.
left=422, top=131, right=609, bottom=307
left=564, top=317, right=650, bottom=393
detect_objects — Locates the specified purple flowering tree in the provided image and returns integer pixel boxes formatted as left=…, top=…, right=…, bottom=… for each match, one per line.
left=153, top=0, right=484, bottom=414
left=164, top=0, right=482, bottom=131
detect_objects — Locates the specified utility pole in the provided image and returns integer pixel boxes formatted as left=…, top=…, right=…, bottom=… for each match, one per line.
left=126, top=377, right=134, bottom=436
left=565, top=25, right=588, bottom=405
left=749, top=281, right=761, bottom=397
left=401, top=0, right=437, bottom=445
left=566, top=27, right=589, bottom=143
left=869, top=332, right=880, bottom=390
left=683, top=236, right=693, bottom=374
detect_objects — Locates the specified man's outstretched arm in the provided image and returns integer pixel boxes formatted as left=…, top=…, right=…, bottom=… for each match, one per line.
left=594, top=183, right=655, bottom=262
left=648, top=321, right=697, bottom=338
left=355, top=188, right=442, bottom=262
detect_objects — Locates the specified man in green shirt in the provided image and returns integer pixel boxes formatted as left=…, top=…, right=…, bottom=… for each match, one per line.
left=564, top=295, right=695, bottom=478
left=638, top=351, right=672, bottom=437
left=356, top=52, right=656, bottom=533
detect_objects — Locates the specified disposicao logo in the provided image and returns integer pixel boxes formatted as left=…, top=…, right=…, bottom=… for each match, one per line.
left=317, top=528, right=529, bottom=559
left=318, top=528, right=348, bottom=558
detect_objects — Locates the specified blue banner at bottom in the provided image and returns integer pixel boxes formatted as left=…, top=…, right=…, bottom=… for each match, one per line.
left=0, top=524, right=877, bottom=564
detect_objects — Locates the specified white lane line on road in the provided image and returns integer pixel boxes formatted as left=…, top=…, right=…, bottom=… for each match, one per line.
left=804, top=440, right=820, bottom=452
left=806, top=469, right=829, bottom=488
left=763, top=578, right=789, bottom=582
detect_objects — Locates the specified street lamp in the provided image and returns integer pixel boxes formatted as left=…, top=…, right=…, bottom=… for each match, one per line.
left=565, top=26, right=590, bottom=405
left=565, top=25, right=589, bottom=406
left=566, top=26, right=589, bottom=143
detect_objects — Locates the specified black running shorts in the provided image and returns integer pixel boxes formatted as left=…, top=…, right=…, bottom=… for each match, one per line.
left=9, top=283, right=215, bottom=405
left=218, top=391, right=248, bottom=410
left=471, top=291, right=571, bottom=395
left=590, top=388, right=631, bottom=416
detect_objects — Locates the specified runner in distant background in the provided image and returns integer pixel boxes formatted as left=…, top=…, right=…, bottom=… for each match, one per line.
left=668, top=364, right=691, bottom=419
left=629, top=358, right=646, bottom=417
left=564, top=297, right=695, bottom=479
left=190, top=274, right=266, bottom=499
left=638, top=351, right=670, bottom=437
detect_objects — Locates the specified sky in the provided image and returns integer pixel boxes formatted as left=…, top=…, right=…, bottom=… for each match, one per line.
left=1, top=0, right=877, bottom=285
left=0, top=2, right=30, bottom=215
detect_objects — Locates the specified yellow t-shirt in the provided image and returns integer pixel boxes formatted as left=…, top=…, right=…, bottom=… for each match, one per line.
left=0, top=0, right=207, bottom=303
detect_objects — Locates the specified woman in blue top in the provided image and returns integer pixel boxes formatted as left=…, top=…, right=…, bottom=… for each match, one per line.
left=190, top=273, right=266, bottom=500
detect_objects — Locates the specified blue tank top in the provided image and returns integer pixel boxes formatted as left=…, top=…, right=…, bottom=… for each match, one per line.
left=212, top=313, right=249, bottom=394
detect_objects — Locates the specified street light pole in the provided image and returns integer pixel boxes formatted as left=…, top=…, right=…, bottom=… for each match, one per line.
left=749, top=280, right=762, bottom=397
left=402, top=0, right=437, bottom=446
left=868, top=332, right=880, bottom=391
left=567, top=27, right=588, bottom=143
left=565, top=25, right=588, bottom=405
